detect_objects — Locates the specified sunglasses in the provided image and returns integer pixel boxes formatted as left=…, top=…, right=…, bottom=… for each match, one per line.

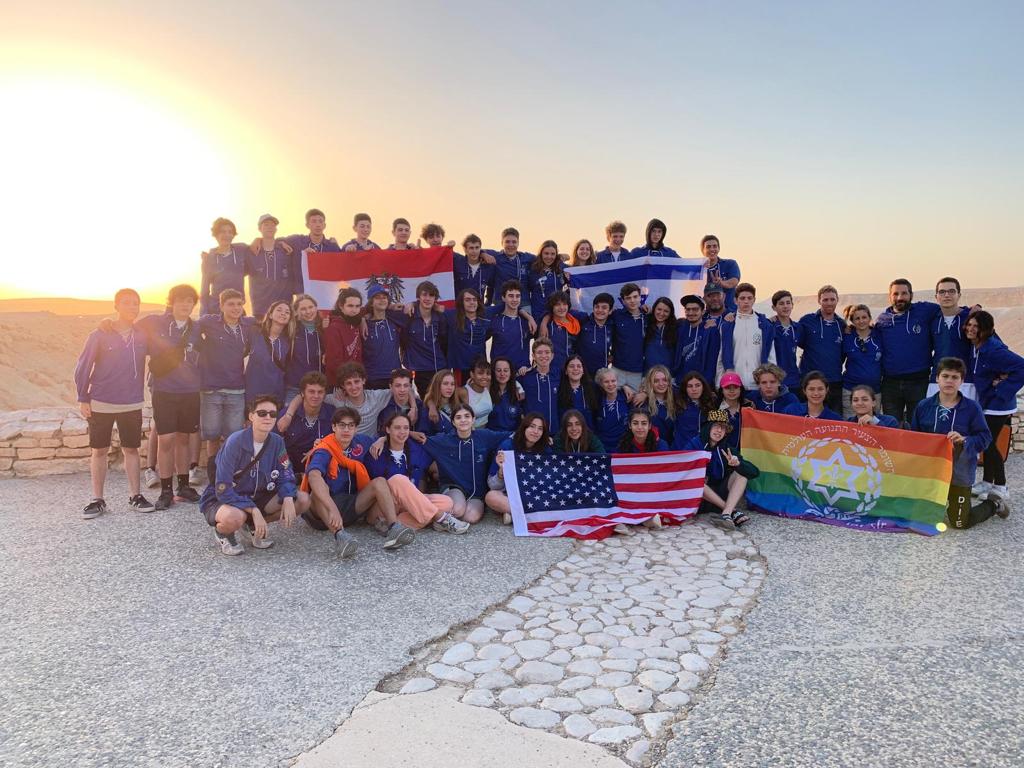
left=254, top=409, right=278, bottom=418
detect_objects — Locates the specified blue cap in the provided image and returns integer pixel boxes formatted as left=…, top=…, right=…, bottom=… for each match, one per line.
left=366, top=284, right=389, bottom=300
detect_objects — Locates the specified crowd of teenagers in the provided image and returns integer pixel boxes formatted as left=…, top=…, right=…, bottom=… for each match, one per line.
left=72, top=210, right=1024, bottom=556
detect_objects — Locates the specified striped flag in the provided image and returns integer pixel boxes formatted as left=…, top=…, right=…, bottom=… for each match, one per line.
left=742, top=409, right=954, bottom=535
left=565, top=256, right=707, bottom=311
left=504, top=450, right=711, bottom=539
left=300, top=246, right=456, bottom=311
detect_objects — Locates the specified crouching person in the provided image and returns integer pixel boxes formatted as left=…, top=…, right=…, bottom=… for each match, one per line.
left=911, top=357, right=1008, bottom=528
left=687, top=409, right=756, bottom=530
left=199, top=395, right=310, bottom=555
left=301, top=407, right=416, bottom=557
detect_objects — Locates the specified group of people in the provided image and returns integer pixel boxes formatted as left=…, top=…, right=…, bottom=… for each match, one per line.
left=71, top=209, right=1024, bottom=555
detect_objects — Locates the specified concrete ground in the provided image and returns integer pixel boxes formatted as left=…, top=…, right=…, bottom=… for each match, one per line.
left=658, top=454, right=1024, bottom=768
left=0, top=472, right=572, bottom=768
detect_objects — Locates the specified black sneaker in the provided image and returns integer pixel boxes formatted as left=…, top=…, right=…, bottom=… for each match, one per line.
left=82, top=499, right=107, bottom=520
left=128, top=494, right=156, bottom=513
left=175, top=486, right=200, bottom=503
left=154, top=491, right=175, bottom=511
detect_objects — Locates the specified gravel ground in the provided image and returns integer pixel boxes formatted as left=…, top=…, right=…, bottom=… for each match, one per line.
left=658, top=455, right=1024, bottom=768
left=0, top=472, right=572, bottom=768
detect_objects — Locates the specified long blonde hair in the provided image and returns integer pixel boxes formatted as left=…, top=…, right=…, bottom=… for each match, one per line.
left=292, top=293, right=324, bottom=332
left=424, top=369, right=468, bottom=414
left=640, top=365, right=678, bottom=420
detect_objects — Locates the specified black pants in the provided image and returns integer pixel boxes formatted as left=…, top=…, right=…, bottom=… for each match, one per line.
left=880, top=375, right=928, bottom=428
left=946, top=485, right=997, bottom=529
left=983, top=414, right=1010, bottom=486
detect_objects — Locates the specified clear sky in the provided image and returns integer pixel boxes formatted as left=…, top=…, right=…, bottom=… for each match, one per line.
left=1, top=1, right=1020, bottom=302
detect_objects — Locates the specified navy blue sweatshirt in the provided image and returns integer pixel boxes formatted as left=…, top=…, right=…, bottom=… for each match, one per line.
left=445, top=309, right=490, bottom=371
left=972, top=336, right=1024, bottom=414
left=246, top=244, right=296, bottom=318
left=138, top=313, right=200, bottom=394
left=527, top=267, right=567, bottom=320
left=595, top=391, right=630, bottom=451
left=421, top=429, right=509, bottom=499
left=771, top=319, right=803, bottom=389
left=490, top=312, right=533, bottom=371
left=245, top=331, right=288, bottom=403
left=675, top=321, right=719, bottom=386
left=198, top=428, right=297, bottom=512
left=610, top=308, right=647, bottom=373
left=841, top=331, right=883, bottom=389
left=282, top=234, right=343, bottom=295
left=404, top=308, right=448, bottom=373
left=487, top=387, right=523, bottom=432
left=279, top=402, right=335, bottom=471
left=200, top=245, right=247, bottom=315
left=453, top=255, right=495, bottom=306
left=930, top=307, right=972, bottom=379
left=520, top=367, right=560, bottom=428
left=911, top=393, right=990, bottom=486
left=195, top=315, right=258, bottom=391
left=577, top=315, right=613, bottom=377
left=798, top=311, right=846, bottom=382
left=874, top=301, right=941, bottom=378
left=483, top=250, right=535, bottom=306
left=363, top=312, right=405, bottom=382
left=74, top=325, right=148, bottom=406
left=285, top=324, right=323, bottom=390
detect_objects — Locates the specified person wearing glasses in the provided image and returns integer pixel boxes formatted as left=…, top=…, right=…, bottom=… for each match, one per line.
left=840, top=304, right=883, bottom=419
left=929, top=277, right=977, bottom=400
left=199, top=395, right=310, bottom=556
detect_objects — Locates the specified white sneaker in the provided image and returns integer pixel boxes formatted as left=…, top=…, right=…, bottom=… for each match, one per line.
left=188, top=466, right=203, bottom=486
left=433, top=513, right=470, bottom=534
left=214, top=529, right=244, bottom=555
left=143, top=467, right=160, bottom=489
left=971, top=480, right=992, bottom=497
left=502, top=512, right=512, bottom=526
left=990, top=484, right=1010, bottom=501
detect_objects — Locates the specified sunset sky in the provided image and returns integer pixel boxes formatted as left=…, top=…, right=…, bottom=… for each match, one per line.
left=1, top=1, right=1020, bottom=303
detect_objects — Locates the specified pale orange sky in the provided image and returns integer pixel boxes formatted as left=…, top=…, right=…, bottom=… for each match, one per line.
left=1, top=2, right=1020, bottom=304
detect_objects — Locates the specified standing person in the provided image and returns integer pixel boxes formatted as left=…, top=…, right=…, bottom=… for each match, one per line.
left=577, top=293, right=615, bottom=378
left=137, top=284, right=202, bottom=510
left=929, top=277, right=976, bottom=399
left=453, top=235, right=495, bottom=305
left=672, top=371, right=715, bottom=449
left=301, top=407, right=411, bottom=555
left=199, top=395, right=309, bottom=554
left=461, top=358, right=494, bottom=428
left=200, top=217, right=247, bottom=315
left=569, top=239, right=597, bottom=267
left=542, top=292, right=580, bottom=376
left=415, top=404, right=510, bottom=524
left=246, top=214, right=297, bottom=318
left=276, top=371, right=335, bottom=478
left=364, top=412, right=469, bottom=534
left=784, top=371, right=843, bottom=421
left=594, top=367, right=630, bottom=452
left=445, top=288, right=491, bottom=382
left=637, top=364, right=678, bottom=446
left=363, top=284, right=405, bottom=389
left=75, top=288, right=155, bottom=518
left=324, top=362, right=394, bottom=437
left=388, top=218, right=417, bottom=250
left=557, top=355, right=599, bottom=429
left=701, top=234, right=741, bottom=312
left=967, top=311, right=1024, bottom=504
left=284, top=294, right=324, bottom=403
left=421, top=369, right=467, bottom=436
left=282, top=208, right=343, bottom=295
left=520, top=338, right=560, bottom=428
left=719, top=283, right=775, bottom=390
left=841, top=304, right=883, bottom=418
left=552, top=409, right=605, bottom=453
left=847, top=385, right=899, bottom=428
left=196, top=289, right=258, bottom=459
left=702, top=283, right=729, bottom=327
left=769, top=290, right=803, bottom=393
left=419, top=222, right=459, bottom=248
left=609, top=283, right=647, bottom=391
left=874, top=278, right=941, bottom=427
left=403, top=281, right=448, bottom=400
left=686, top=410, right=750, bottom=530
left=485, top=413, right=552, bottom=524
left=322, top=287, right=363, bottom=389
left=484, top=227, right=535, bottom=307
left=643, top=297, right=679, bottom=373
left=630, top=218, right=680, bottom=259
left=244, top=300, right=292, bottom=412
left=911, top=357, right=1007, bottom=527
left=340, top=212, right=381, bottom=251
left=596, top=221, right=631, bottom=263
left=527, top=240, right=567, bottom=319
left=676, top=294, right=719, bottom=387
left=490, top=281, right=534, bottom=374
left=749, top=363, right=798, bottom=413
left=487, top=357, right=525, bottom=431
left=797, top=285, right=846, bottom=413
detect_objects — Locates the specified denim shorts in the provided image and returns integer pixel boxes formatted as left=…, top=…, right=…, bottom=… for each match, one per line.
left=200, top=390, right=245, bottom=440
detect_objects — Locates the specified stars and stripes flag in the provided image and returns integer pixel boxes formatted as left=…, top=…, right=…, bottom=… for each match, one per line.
left=504, top=450, right=711, bottom=539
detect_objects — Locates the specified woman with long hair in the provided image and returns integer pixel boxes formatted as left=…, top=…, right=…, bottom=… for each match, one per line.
left=569, top=239, right=597, bottom=267
left=527, top=240, right=567, bottom=319
left=847, top=384, right=899, bottom=427
left=444, top=288, right=491, bottom=383
left=840, top=303, right=882, bottom=419
left=638, top=364, right=678, bottom=446
left=487, top=356, right=524, bottom=431
left=421, top=369, right=468, bottom=436
left=783, top=371, right=844, bottom=421
left=485, top=412, right=552, bottom=524
left=461, top=357, right=494, bottom=428
left=245, top=300, right=293, bottom=405
left=285, top=294, right=324, bottom=403
left=552, top=409, right=605, bottom=453
left=643, top=297, right=679, bottom=372
left=672, top=370, right=715, bottom=448
left=557, top=355, right=599, bottom=429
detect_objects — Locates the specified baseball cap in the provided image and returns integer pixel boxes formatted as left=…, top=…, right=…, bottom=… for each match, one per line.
left=258, top=213, right=280, bottom=226
left=720, top=372, right=743, bottom=388
left=366, top=284, right=389, bottom=300
left=679, top=294, right=705, bottom=309
left=703, top=283, right=724, bottom=295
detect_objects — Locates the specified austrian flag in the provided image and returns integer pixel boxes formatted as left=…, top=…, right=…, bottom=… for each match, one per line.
left=504, top=450, right=711, bottom=539
left=301, top=246, right=456, bottom=311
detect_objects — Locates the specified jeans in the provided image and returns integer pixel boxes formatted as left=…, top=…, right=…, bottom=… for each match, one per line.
left=880, top=376, right=928, bottom=428
left=200, top=390, right=246, bottom=440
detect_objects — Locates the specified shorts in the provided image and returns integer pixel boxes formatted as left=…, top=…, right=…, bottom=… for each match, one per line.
left=200, top=390, right=245, bottom=440
left=302, top=491, right=363, bottom=530
left=152, top=391, right=201, bottom=435
left=202, top=488, right=276, bottom=526
left=88, top=409, right=143, bottom=450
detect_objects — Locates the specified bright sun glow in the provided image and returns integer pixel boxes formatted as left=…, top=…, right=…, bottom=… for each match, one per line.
left=0, top=75, right=238, bottom=301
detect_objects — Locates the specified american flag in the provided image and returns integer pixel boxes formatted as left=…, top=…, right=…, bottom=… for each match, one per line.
left=504, top=450, right=711, bottom=539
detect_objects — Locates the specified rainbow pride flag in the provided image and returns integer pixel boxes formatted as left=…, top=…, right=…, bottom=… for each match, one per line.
left=741, top=409, right=953, bottom=536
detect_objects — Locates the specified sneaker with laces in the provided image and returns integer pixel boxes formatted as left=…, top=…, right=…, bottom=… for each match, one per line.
left=188, top=466, right=203, bottom=486
left=213, top=529, right=244, bottom=555
left=154, top=491, right=175, bottom=511
left=143, top=467, right=160, bottom=489
left=971, top=480, right=992, bottom=497
left=383, top=522, right=415, bottom=549
left=334, top=529, right=358, bottom=559
left=244, top=526, right=273, bottom=549
left=175, top=485, right=200, bottom=503
left=82, top=499, right=107, bottom=520
left=432, top=513, right=470, bottom=534
left=373, top=517, right=390, bottom=535
left=128, top=494, right=156, bottom=513
left=988, top=491, right=1011, bottom=519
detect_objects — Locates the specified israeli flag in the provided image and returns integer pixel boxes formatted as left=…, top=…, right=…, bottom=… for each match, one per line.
left=565, top=257, right=707, bottom=311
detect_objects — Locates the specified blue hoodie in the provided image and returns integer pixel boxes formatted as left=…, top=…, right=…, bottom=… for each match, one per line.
left=930, top=307, right=973, bottom=380
left=705, top=258, right=742, bottom=311
left=363, top=312, right=405, bottom=383
left=911, top=393, right=990, bottom=486
left=595, top=247, right=636, bottom=264
left=648, top=398, right=675, bottom=447
left=453, top=255, right=495, bottom=305
left=874, top=301, right=941, bottom=378
left=527, top=267, right=567, bottom=320
left=841, top=331, right=883, bottom=389
left=304, top=433, right=374, bottom=496
left=490, top=312, right=533, bottom=371
left=375, top=396, right=424, bottom=437
left=675, top=321, right=719, bottom=386
left=484, top=250, right=535, bottom=306
left=797, top=311, right=846, bottom=382
left=282, top=234, right=343, bottom=295
left=279, top=402, right=335, bottom=471
left=196, top=315, right=258, bottom=391
left=610, top=308, right=647, bottom=373
left=643, top=322, right=676, bottom=372
left=684, top=434, right=731, bottom=483
left=749, top=390, right=798, bottom=413
left=244, top=331, right=288, bottom=403
left=595, top=391, right=630, bottom=451
left=577, top=314, right=613, bottom=377
left=364, top=439, right=433, bottom=486
left=847, top=413, right=899, bottom=428
left=520, top=368, right=560, bottom=429
left=199, top=427, right=297, bottom=512
left=444, top=308, right=491, bottom=371
left=403, top=307, right=448, bottom=373
left=971, top=336, right=1024, bottom=414
left=200, top=245, right=248, bottom=315
left=488, top=387, right=523, bottom=431
left=421, top=429, right=509, bottom=499
left=74, top=326, right=149, bottom=406
left=547, top=313, right=581, bottom=377
left=138, top=314, right=200, bottom=394
left=719, top=313, right=776, bottom=372
left=782, top=402, right=843, bottom=421
left=672, top=400, right=706, bottom=449
left=770, top=319, right=803, bottom=389
left=285, top=324, right=324, bottom=390
left=246, top=244, right=296, bottom=318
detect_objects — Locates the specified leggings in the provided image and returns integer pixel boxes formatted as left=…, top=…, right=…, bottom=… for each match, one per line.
left=983, top=414, right=1011, bottom=486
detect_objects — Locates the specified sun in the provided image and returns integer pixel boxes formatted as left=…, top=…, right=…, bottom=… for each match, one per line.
left=0, top=74, right=239, bottom=301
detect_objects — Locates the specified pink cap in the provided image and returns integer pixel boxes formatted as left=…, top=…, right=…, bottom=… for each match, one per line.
left=720, top=372, right=743, bottom=388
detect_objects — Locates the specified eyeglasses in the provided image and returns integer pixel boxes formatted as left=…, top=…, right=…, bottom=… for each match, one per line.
left=254, top=410, right=278, bottom=418
left=336, top=422, right=357, bottom=429
left=936, top=289, right=959, bottom=295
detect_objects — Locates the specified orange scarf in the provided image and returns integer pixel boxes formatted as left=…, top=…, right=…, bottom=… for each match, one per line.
left=553, top=313, right=581, bottom=335
left=300, top=434, right=370, bottom=493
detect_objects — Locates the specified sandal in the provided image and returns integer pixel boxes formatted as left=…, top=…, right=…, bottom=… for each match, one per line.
left=731, top=510, right=750, bottom=527
left=711, top=513, right=735, bottom=531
